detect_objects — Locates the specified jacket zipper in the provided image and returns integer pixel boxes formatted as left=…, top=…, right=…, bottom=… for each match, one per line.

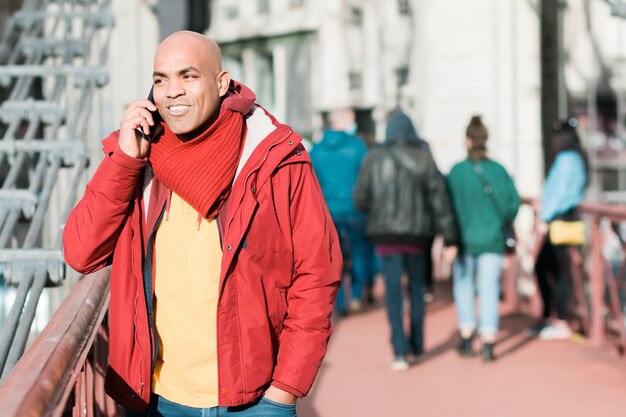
left=144, top=209, right=165, bottom=374
left=227, top=129, right=294, bottom=231
left=215, top=128, right=294, bottom=402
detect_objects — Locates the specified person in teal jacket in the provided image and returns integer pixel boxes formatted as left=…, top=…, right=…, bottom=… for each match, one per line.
left=311, top=109, right=378, bottom=315
left=446, top=115, right=520, bottom=362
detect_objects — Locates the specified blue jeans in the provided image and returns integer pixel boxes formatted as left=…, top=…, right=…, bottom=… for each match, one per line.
left=125, top=394, right=297, bottom=417
left=333, top=215, right=378, bottom=312
left=380, top=252, right=426, bottom=357
left=452, top=253, right=503, bottom=337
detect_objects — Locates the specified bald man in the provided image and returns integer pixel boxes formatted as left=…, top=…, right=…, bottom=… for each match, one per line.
left=63, top=31, right=341, bottom=417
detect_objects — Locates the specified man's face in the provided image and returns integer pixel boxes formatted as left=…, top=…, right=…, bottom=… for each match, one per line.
left=152, top=39, right=228, bottom=141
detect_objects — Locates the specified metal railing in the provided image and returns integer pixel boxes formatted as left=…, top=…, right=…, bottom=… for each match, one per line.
left=0, top=0, right=113, bottom=378
left=509, top=198, right=626, bottom=354
left=580, top=202, right=626, bottom=351
left=0, top=269, right=119, bottom=417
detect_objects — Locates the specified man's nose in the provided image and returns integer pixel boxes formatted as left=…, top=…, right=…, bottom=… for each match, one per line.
left=166, top=78, right=185, bottom=98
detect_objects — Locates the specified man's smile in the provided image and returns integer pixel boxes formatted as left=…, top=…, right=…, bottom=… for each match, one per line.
left=167, top=104, right=191, bottom=116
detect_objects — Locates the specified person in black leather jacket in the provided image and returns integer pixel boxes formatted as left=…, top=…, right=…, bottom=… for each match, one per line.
left=353, top=109, right=458, bottom=371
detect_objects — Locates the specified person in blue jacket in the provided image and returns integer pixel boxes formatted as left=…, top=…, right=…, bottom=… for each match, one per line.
left=311, top=109, right=377, bottom=315
left=533, top=117, right=589, bottom=340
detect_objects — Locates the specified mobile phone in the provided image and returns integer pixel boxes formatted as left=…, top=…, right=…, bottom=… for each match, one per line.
left=141, top=86, right=163, bottom=142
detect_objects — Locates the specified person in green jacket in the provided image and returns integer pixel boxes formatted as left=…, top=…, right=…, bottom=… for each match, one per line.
left=446, top=115, right=520, bottom=362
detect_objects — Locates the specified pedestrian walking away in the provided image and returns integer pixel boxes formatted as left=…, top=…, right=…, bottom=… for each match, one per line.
left=311, top=108, right=378, bottom=316
left=63, top=31, right=342, bottom=417
left=446, top=115, right=521, bottom=362
left=353, top=109, right=458, bottom=372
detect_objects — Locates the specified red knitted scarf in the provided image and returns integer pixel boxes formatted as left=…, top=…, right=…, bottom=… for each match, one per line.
left=149, top=108, right=246, bottom=219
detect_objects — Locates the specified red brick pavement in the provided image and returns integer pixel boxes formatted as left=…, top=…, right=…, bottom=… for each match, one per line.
left=297, top=280, right=626, bottom=417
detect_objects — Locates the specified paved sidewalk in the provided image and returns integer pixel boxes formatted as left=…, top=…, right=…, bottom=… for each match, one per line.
left=298, top=280, right=626, bottom=417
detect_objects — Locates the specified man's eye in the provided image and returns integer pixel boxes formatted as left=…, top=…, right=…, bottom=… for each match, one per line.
left=184, top=74, right=197, bottom=80
left=153, top=79, right=164, bottom=85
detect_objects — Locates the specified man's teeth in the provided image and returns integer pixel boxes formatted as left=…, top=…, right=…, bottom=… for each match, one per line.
left=170, top=105, right=189, bottom=111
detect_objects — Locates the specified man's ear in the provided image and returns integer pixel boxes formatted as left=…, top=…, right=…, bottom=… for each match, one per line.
left=217, top=70, right=231, bottom=97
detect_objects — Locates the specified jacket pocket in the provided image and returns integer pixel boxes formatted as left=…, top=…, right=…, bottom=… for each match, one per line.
left=275, top=286, right=288, bottom=334
left=104, top=365, right=148, bottom=412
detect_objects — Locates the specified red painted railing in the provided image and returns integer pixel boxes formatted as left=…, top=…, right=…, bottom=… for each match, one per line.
left=502, top=199, right=626, bottom=354
left=580, top=202, right=626, bottom=351
left=0, top=268, right=121, bottom=417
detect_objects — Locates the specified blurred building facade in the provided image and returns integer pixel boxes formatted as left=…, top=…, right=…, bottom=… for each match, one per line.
left=3, top=0, right=626, bottom=205
left=206, top=0, right=544, bottom=197
left=563, top=0, right=626, bottom=203
left=57, top=0, right=626, bottom=202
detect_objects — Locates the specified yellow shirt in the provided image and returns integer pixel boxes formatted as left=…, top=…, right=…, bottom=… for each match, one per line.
left=151, top=192, right=221, bottom=407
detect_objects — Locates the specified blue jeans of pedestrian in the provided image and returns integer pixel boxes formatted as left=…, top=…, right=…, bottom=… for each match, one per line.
left=380, top=252, right=426, bottom=357
left=334, top=215, right=378, bottom=312
left=125, top=394, right=297, bottom=417
left=452, top=253, right=503, bottom=337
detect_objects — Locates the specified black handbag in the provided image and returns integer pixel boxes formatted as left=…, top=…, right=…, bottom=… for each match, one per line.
left=472, top=164, right=516, bottom=254
left=502, top=222, right=517, bottom=253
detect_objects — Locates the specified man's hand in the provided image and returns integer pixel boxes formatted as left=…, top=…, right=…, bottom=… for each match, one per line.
left=263, top=385, right=297, bottom=405
left=118, top=100, right=158, bottom=159
left=442, top=245, right=458, bottom=264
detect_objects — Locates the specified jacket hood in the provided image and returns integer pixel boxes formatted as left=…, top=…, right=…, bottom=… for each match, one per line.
left=319, top=130, right=349, bottom=149
left=385, top=111, right=421, bottom=145
left=223, top=79, right=256, bottom=115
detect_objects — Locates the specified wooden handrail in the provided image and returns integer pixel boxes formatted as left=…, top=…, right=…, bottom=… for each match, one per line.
left=0, top=268, right=112, bottom=417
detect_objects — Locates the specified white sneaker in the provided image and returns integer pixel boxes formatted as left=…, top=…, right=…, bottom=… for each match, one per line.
left=390, top=358, right=410, bottom=372
left=539, top=322, right=572, bottom=340
left=349, top=300, right=362, bottom=314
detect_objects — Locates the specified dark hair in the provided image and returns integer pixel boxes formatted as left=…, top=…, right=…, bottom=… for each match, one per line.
left=549, top=117, right=590, bottom=186
left=465, top=115, right=488, bottom=160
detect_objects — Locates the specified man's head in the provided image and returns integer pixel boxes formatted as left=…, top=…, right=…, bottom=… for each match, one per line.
left=328, top=108, right=356, bottom=133
left=152, top=31, right=231, bottom=141
left=385, top=110, right=419, bottom=145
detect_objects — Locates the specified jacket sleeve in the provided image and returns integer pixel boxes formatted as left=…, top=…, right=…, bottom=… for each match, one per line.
left=502, top=170, right=521, bottom=223
left=352, top=153, right=373, bottom=213
left=540, top=152, right=586, bottom=222
left=62, top=133, right=147, bottom=274
left=424, top=156, right=458, bottom=246
left=270, top=162, right=342, bottom=397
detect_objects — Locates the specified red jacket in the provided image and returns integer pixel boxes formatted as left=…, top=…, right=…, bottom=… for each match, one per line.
left=62, top=104, right=342, bottom=411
